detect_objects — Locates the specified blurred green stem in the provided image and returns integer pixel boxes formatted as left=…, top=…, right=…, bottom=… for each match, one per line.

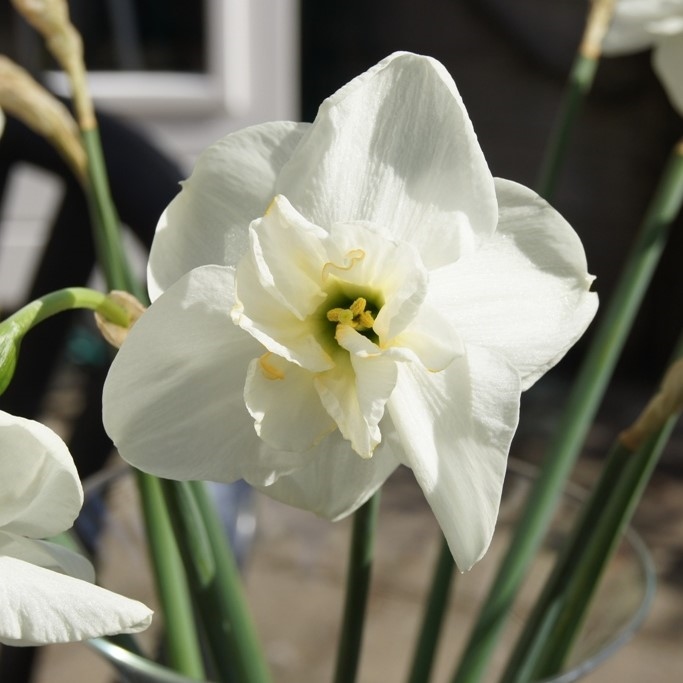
left=161, top=480, right=273, bottom=683
left=406, top=537, right=456, bottom=683
left=451, top=139, right=683, bottom=683
left=81, top=121, right=204, bottom=677
left=136, top=472, right=206, bottom=679
left=503, top=331, right=683, bottom=681
left=333, top=492, right=382, bottom=683
left=81, top=127, right=143, bottom=299
left=536, top=0, right=615, bottom=201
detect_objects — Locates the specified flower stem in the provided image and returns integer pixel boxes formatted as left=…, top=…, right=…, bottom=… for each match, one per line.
left=535, top=54, right=597, bottom=201
left=502, top=331, right=683, bottom=681
left=2, top=286, right=129, bottom=332
left=333, top=492, right=382, bottom=683
left=188, top=480, right=272, bottom=683
left=81, top=127, right=142, bottom=298
left=406, top=536, right=456, bottom=683
left=535, top=0, right=615, bottom=201
left=78, top=109, right=203, bottom=677
left=451, top=139, right=683, bottom=683
left=135, top=472, right=206, bottom=679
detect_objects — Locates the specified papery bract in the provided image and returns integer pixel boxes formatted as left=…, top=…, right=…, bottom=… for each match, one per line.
left=103, top=52, right=598, bottom=570
left=603, top=0, right=683, bottom=114
left=0, top=410, right=152, bottom=645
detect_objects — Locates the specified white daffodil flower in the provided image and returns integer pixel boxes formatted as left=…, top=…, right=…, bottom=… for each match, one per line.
left=603, top=0, right=683, bottom=114
left=103, top=52, right=598, bottom=570
left=0, top=410, right=152, bottom=645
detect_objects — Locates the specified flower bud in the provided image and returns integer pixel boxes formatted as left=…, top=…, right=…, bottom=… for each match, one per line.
left=0, top=56, right=86, bottom=179
left=95, top=291, right=146, bottom=349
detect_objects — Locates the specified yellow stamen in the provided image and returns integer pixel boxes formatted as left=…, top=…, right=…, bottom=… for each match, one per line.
left=258, top=352, right=285, bottom=380
left=326, top=297, right=375, bottom=333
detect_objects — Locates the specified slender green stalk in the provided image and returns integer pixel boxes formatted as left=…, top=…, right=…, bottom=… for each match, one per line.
left=1, top=287, right=129, bottom=331
left=81, top=127, right=143, bottom=299
left=536, top=0, right=615, bottom=201
left=451, top=140, right=683, bottom=683
left=186, top=480, right=273, bottom=683
left=0, top=287, right=130, bottom=395
left=523, top=332, right=683, bottom=678
left=80, top=120, right=206, bottom=676
left=136, top=472, right=206, bottom=679
left=406, top=537, right=456, bottom=683
left=333, top=492, right=382, bottom=683
left=536, top=54, right=598, bottom=201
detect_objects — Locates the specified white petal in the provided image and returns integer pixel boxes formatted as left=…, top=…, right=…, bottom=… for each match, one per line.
left=104, top=265, right=310, bottom=484
left=148, top=121, right=309, bottom=300
left=233, top=247, right=333, bottom=372
left=244, top=354, right=336, bottom=451
left=247, top=195, right=328, bottom=319
left=388, top=304, right=464, bottom=372
left=0, top=411, right=82, bottom=538
left=253, top=430, right=400, bottom=520
left=653, top=34, right=683, bottom=115
left=430, top=178, right=598, bottom=391
left=277, top=52, right=497, bottom=269
left=388, top=348, right=520, bottom=571
left=0, top=555, right=152, bottom=646
left=315, top=348, right=397, bottom=458
left=0, top=532, right=93, bottom=582
left=602, top=0, right=679, bottom=55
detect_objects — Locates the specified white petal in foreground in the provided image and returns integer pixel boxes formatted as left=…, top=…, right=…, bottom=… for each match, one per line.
left=430, top=179, right=598, bottom=391
left=277, top=52, right=498, bottom=269
left=0, top=411, right=82, bottom=539
left=389, top=348, right=520, bottom=571
left=0, top=556, right=152, bottom=646
left=148, top=121, right=309, bottom=300
left=103, top=265, right=313, bottom=484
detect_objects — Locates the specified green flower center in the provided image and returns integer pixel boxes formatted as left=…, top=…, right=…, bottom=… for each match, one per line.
left=313, top=280, right=384, bottom=351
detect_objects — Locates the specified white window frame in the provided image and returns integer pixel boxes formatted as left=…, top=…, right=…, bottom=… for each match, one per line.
left=45, top=0, right=299, bottom=120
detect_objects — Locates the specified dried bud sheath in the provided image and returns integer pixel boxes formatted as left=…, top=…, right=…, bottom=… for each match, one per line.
left=0, top=55, right=86, bottom=179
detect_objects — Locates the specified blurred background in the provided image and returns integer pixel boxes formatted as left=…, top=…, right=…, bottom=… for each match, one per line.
left=0, top=1, right=682, bottom=681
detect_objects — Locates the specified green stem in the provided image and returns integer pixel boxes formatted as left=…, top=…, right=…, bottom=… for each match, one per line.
left=333, top=492, right=381, bottom=683
left=451, top=140, right=683, bottom=683
left=1, top=286, right=129, bottom=332
left=406, top=537, right=456, bottom=683
left=135, top=472, right=206, bottom=679
left=522, top=331, right=683, bottom=679
left=536, top=54, right=598, bottom=201
left=185, top=480, right=273, bottom=683
left=0, top=287, right=130, bottom=395
left=80, top=122, right=204, bottom=676
left=81, top=127, right=142, bottom=299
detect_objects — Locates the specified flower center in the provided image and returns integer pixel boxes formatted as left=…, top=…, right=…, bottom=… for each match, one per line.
left=327, top=297, right=375, bottom=333
left=312, top=280, right=384, bottom=351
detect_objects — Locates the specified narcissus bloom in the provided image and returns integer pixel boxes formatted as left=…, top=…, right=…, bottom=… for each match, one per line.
left=603, top=0, right=683, bottom=113
left=103, top=52, right=597, bottom=570
left=0, top=410, right=152, bottom=645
